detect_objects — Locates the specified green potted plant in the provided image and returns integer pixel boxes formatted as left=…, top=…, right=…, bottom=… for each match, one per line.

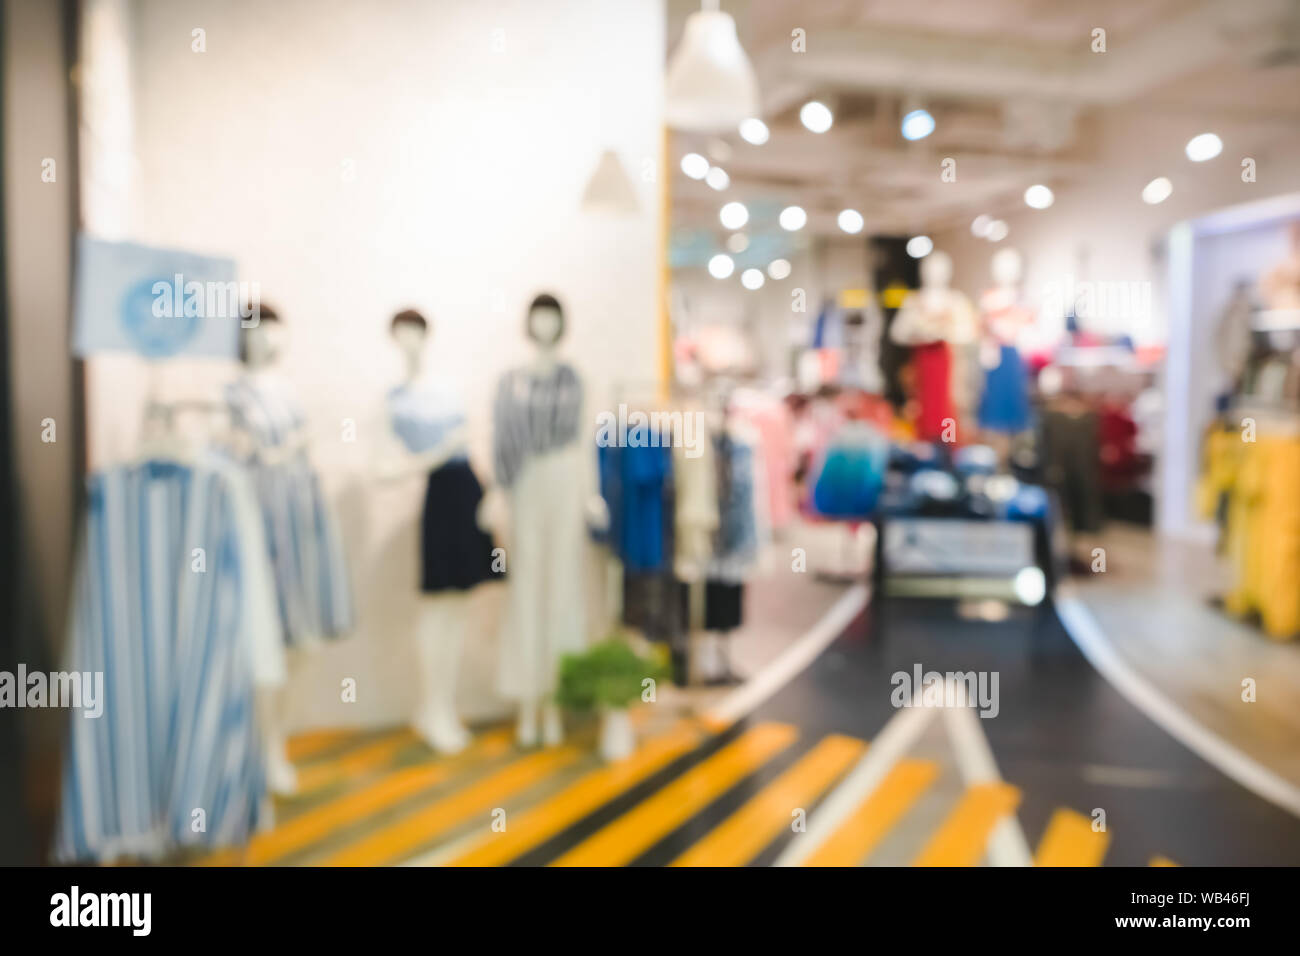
left=555, top=637, right=668, bottom=761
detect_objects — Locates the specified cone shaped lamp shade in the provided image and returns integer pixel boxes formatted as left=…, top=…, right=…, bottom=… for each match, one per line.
left=665, top=10, right=759, bottom=133
left=581, top=149, right=640, bottom=216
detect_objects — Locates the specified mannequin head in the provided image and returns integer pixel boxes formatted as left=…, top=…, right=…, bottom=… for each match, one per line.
left=239, top=304, right=284, bottom=368
left=525, top=293, right=565, bottom=350
left=390, top=308, right=429, bottom=379
left=992, top=248, right=1024, bottom=288
left=919, top=250, right=953, bottom=290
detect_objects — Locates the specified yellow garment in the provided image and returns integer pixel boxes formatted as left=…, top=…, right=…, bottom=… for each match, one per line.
left=1201, top=425, right=1300, bottom=640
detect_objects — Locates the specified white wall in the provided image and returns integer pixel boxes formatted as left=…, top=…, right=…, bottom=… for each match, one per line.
left=933, top=111, right=1300, bottom=346
left=89, top=0, right=665, bottom=728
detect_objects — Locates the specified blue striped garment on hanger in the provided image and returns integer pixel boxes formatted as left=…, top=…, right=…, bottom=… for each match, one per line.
left=53, top=460, right=272, bottom=862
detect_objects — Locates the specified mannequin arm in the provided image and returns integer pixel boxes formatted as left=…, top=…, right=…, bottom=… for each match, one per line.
left=374, top=424, right=469, bottom=483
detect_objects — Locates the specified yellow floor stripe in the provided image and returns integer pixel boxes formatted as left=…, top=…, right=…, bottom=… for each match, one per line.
left=1033, top=808, right=1110, bottom=867
left=801, top=758, right=939, bottom=867
left=448, top=722, right=702, bottom=867
left=295, top=730, right=418, bottom=793
left=672, top=734, right=866, bottom=867
left=199, top=731, right=512, bottom=866
left=550, top=722, right=798, bottom=867
left=912, top=782, right=1022, bottom=867
left=287, top=728, right=364, bottom=762
left=319, top=745, right=583, bottom=867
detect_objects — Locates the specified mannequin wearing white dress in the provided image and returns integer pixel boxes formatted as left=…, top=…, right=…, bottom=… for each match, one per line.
left=376, top=311, right=502, bottom=754
left=488, top=295, right=606, bottom=747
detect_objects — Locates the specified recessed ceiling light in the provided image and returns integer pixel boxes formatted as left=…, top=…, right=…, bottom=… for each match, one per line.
left=987, top=220, right=1009, bottom=241
left=741, top=268, right=765, bottom=290
left=800, top=100, right=833, bottom=134
left=767, top=258, right=791, bottom=280
left=837, top=209, right=865, bottom=234
left=1024, top=184, right=1054, bottom=209
left=1142, top=176, right=1173, bottom=204
left=971, top=215, right=992, bottom=238
left=681, top=153, right=709, bottom=180
left=778, top=205, right=807, bottom=231
left=901, top=108, right=935, bottom=141
left=1185, top=132, right=1222, bottom=162
left=705, top=166, right=730, bottom=191
left=906, top=235, right=933, bottom=258
left=719, top=201, right=749, bottom=230
left=739, top=118, right=769, bottom=145
left=708, top=254, right=735, bottom=279
left=726, top=232, right=749, bottom=253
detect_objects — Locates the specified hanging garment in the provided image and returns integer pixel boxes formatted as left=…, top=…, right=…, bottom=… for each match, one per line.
left=389, top=380, right=503, bottom=593
left=913, top=341, right=954, bottom=441
left=497, top=444, right=588, bottom=701
left=673, top=420, right=718, bottom=581
left=731, top=392, right=796, bottom=531
left=226, top=375, right=353, bottom=645
left=704, top=579, right=744, bottom=631
left=810, top=421, right=890, bottom=518
left=977, top=344, right=1031, bottom=433
left=709, top=429, right=759, bottom=583
left=598, top=439, right=672, bottom=573
left=54, top=459, right=283, bottom=863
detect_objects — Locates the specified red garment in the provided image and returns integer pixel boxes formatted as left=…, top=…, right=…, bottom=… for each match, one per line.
left=913, top=341, right=953, bottom=441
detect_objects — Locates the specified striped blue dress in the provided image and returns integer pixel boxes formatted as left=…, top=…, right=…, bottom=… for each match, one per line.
left=54, top=460, right=276, bottom=862
left=225, top=375, right=353, bottom=645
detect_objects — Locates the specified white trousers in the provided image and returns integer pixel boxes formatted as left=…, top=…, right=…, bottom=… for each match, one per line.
left=497, top=445, right=587, bottom=701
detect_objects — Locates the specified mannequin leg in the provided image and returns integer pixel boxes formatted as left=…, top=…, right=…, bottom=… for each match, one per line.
left=257, top=686, right=297, bottom=796
left=413, top=592, right=471, bottom=754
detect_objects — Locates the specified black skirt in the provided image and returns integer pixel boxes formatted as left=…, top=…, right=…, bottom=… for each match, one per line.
left=704, top=580, right=744, bottom=631
left=420, top=459, right=504, bottom=593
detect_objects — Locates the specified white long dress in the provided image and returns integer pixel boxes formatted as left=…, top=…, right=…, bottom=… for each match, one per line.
left=492, top=363, right=588, bottom=701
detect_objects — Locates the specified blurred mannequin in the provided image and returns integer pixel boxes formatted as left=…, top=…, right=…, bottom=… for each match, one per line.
left=228, top=308, right=355, bottom=795
left=1261, top=221, right=1300, bottom=310
left=891, top=251, right=976, bottom=441
left=377, top=310, right=502, bottom=754
left=977, top=249, right=1035, bottom=462
left=490, top=294, right=606, bottom=747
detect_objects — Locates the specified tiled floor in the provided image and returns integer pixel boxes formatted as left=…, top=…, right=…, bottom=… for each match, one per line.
left=1069, top=524, right=1300, bottom=788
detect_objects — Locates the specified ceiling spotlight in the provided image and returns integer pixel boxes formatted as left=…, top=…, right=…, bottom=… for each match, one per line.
left=681, top=153, right=709, bottom=180
left=800, top=100, right=833, bottom=134
left=726, top=232, right=749, bottom=253
left=741, top=268, right=765, bottom=290
left=901, top=108, right=935, bottom=141
left=719, top=201, right=749, bottom=229
left=1142, top=176, right=1173, bottom=205
left=837, top=209, right=865, bottom=234
left=739, top=118, right=769, bottom=145
left=705, top=166, right=730, bottom=191
left=708, top=253, right=735, bottom=279
left=1185, top=132, right=1222, bottom=162
left=665, top=8, right=760, bottom=133
left=971, top=215, right=992, bottom=238
left=778, top=205, right=807, bottom=231
left=1024, top=184, right=1054, bottom=209
left=906, top=235, right=933, bottom=258
left=767, top=258, right=791, bottom=280
left=986, top=220, right=1009, bottom=241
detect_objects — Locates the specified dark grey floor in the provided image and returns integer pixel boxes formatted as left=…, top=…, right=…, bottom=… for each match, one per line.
left=748, top=596, right=1300, bottom=866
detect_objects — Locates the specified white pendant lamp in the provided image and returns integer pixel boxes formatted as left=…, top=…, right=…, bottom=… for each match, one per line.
left=665, top=2, right=760, bottom=133
left=580, top=149, right=640, bottom=216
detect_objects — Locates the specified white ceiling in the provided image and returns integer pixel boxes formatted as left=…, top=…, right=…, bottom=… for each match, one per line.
left=668, top=0, right=1300, bottom=254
